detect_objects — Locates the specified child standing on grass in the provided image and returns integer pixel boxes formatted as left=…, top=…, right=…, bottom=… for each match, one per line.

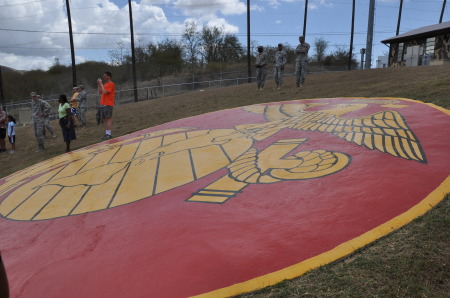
left=7, top=115, right=16, bottom=154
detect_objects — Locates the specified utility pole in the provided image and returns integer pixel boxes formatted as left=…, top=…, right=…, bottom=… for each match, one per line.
left=348, top=0, right=355, bottom=71
left=303, top=0, right=308, bottom=37
left=440, top=0, right=447, bottom=23
left=365, top=0, right=375, bottom=69
left=396, top=0, right=404, bottom=36
left=247, top=0, right=251, bottom=83
left=128, top=0, right=138, bottom=102
left=65, top=0, right=76, bottom=87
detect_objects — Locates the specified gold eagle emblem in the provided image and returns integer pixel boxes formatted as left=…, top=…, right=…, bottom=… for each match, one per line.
left=0, top=99, right=425, bottom=220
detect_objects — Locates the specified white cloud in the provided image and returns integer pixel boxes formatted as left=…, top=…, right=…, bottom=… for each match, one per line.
left=173, top=0, right=246, bottom=17
left=0, top=0, right=247, bottom=70
left=0, top=53, right=54, bottom=71
left=251, top=5, right=265, bottom=13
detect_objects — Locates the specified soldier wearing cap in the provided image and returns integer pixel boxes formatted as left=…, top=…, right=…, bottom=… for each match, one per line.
left=274, top=43, right=287, bottom=90
left=295, top=35, right=310, bottom=88
left=255, top=46, right=269, bottom=91
left=77, top=85, right=88, bottom=127
left=30, top=92, right=52, bottom=152
left=37, top=95, right=56, bottom=139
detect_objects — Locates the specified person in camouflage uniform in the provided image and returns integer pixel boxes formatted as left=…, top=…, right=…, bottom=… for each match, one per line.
left=30, top=92, right=51, bottom=152
left=295, top=35, right=310, bottom=88
left=274, top=43, right=287, bottom=89
left=255, top=46, right=269, bottom=90
left=95, top=93, right=103, bottom=125
left=77, top=85, right=88, bottom=127
left=37, top=95, right=56, bottom=139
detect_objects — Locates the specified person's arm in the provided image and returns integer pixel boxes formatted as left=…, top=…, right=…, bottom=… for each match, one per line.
left=43, top=101, right=51, bottom=116
left=98, top=79, right=110, bottom=95
left=97, top=78, right=103, bottom=94
left=65, top=104, right=72, bottom=129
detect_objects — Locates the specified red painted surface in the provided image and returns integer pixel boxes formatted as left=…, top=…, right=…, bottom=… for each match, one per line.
left=0, top=98, right=449, bottom=297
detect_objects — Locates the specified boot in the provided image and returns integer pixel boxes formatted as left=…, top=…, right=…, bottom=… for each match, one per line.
left=35, top=143, right=44, bottom=153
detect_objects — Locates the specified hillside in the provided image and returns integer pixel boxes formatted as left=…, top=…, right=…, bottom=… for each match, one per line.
left=0, top=65, right=24, bottom=74
left=1, top=65, right=449, bottom=296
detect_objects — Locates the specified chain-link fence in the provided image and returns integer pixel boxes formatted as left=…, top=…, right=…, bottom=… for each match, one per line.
left=4, top=65, right=348, bottom=124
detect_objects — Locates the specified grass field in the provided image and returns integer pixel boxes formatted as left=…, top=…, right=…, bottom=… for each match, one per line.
left=1, top=65, right=449, bottom=296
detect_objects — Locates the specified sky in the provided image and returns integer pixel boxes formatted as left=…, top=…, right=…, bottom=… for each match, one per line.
left=0, top=0, right=449, bottom=71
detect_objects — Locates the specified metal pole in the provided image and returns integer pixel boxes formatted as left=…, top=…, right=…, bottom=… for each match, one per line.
left=0, top=67, right=5, bottom=109
left=348, top=0, right=355, bottom=71
left=128, top=0, right=138, bottom=102
left=360, top=48, right=365, bottom=70
left=303, top=0, right=308, bottom=37
left=440, top=0, right=447, bottom=23
left=396, top=0, right=404, bottom=36
left=365, top=0, right=375, bottom=69
left=65, top=0, right=76, bottom=86
left=247, top=0, right=251, bottom=83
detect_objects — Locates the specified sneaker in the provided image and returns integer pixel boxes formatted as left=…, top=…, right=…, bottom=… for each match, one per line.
left=102, top=134, right=112, bottom=140
left=9, top=150, right=16, bottom=154
left=35, top=148, right=44, bottom=153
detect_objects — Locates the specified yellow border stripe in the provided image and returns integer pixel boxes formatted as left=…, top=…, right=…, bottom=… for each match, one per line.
left=193, top=98, right=450, bottom=298
left=194, top=175, right=450, bottom=298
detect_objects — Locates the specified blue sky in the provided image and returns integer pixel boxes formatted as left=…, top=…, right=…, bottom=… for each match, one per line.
left=0, top=0, right=449, bottom=71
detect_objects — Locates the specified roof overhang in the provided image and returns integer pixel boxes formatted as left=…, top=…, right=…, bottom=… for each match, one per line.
left=382, top=21, right=450, bottom=44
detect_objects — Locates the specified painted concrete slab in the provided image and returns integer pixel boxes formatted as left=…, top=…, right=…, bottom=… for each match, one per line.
left=0, top=97, right=449, bottom=297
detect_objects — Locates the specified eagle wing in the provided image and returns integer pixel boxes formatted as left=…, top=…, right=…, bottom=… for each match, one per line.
left=291, top=110, right=426, bottom=163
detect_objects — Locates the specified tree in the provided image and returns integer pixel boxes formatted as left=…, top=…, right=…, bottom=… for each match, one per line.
left=200, top=25, right=244, bottom=65
left=314, top=38, right=329, bottom=63
left=220, top=34, right=244, bottom=64
left=182, top=22, right=202, bottom=71
left=323, top=46, right=358, bottom=69
left=142, top=39, right=183, bottom=78
left=108, top=41, right=129, bottom=66
left=201, top=25, right=223, bottom=64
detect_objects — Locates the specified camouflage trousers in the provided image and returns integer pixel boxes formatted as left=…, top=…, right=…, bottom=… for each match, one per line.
left=43, top=117, right=54, bottom=137
left=274, top=66, right=284, bottom=85
left=295, top=59, right=308, bottom=85
left=256, top=66, right=268, bottom=88
left=33, top=119, right=45, bottom=147
left=96, top=106, right=104, bottom=125
left=79, top=105, right=87, bottom=125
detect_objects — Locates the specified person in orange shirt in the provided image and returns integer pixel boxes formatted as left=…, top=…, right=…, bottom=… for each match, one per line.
left=97, top=71, right=116, bottom=140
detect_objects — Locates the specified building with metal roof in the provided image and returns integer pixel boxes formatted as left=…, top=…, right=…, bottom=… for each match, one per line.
left=381, top=21, right=450, bottom=67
